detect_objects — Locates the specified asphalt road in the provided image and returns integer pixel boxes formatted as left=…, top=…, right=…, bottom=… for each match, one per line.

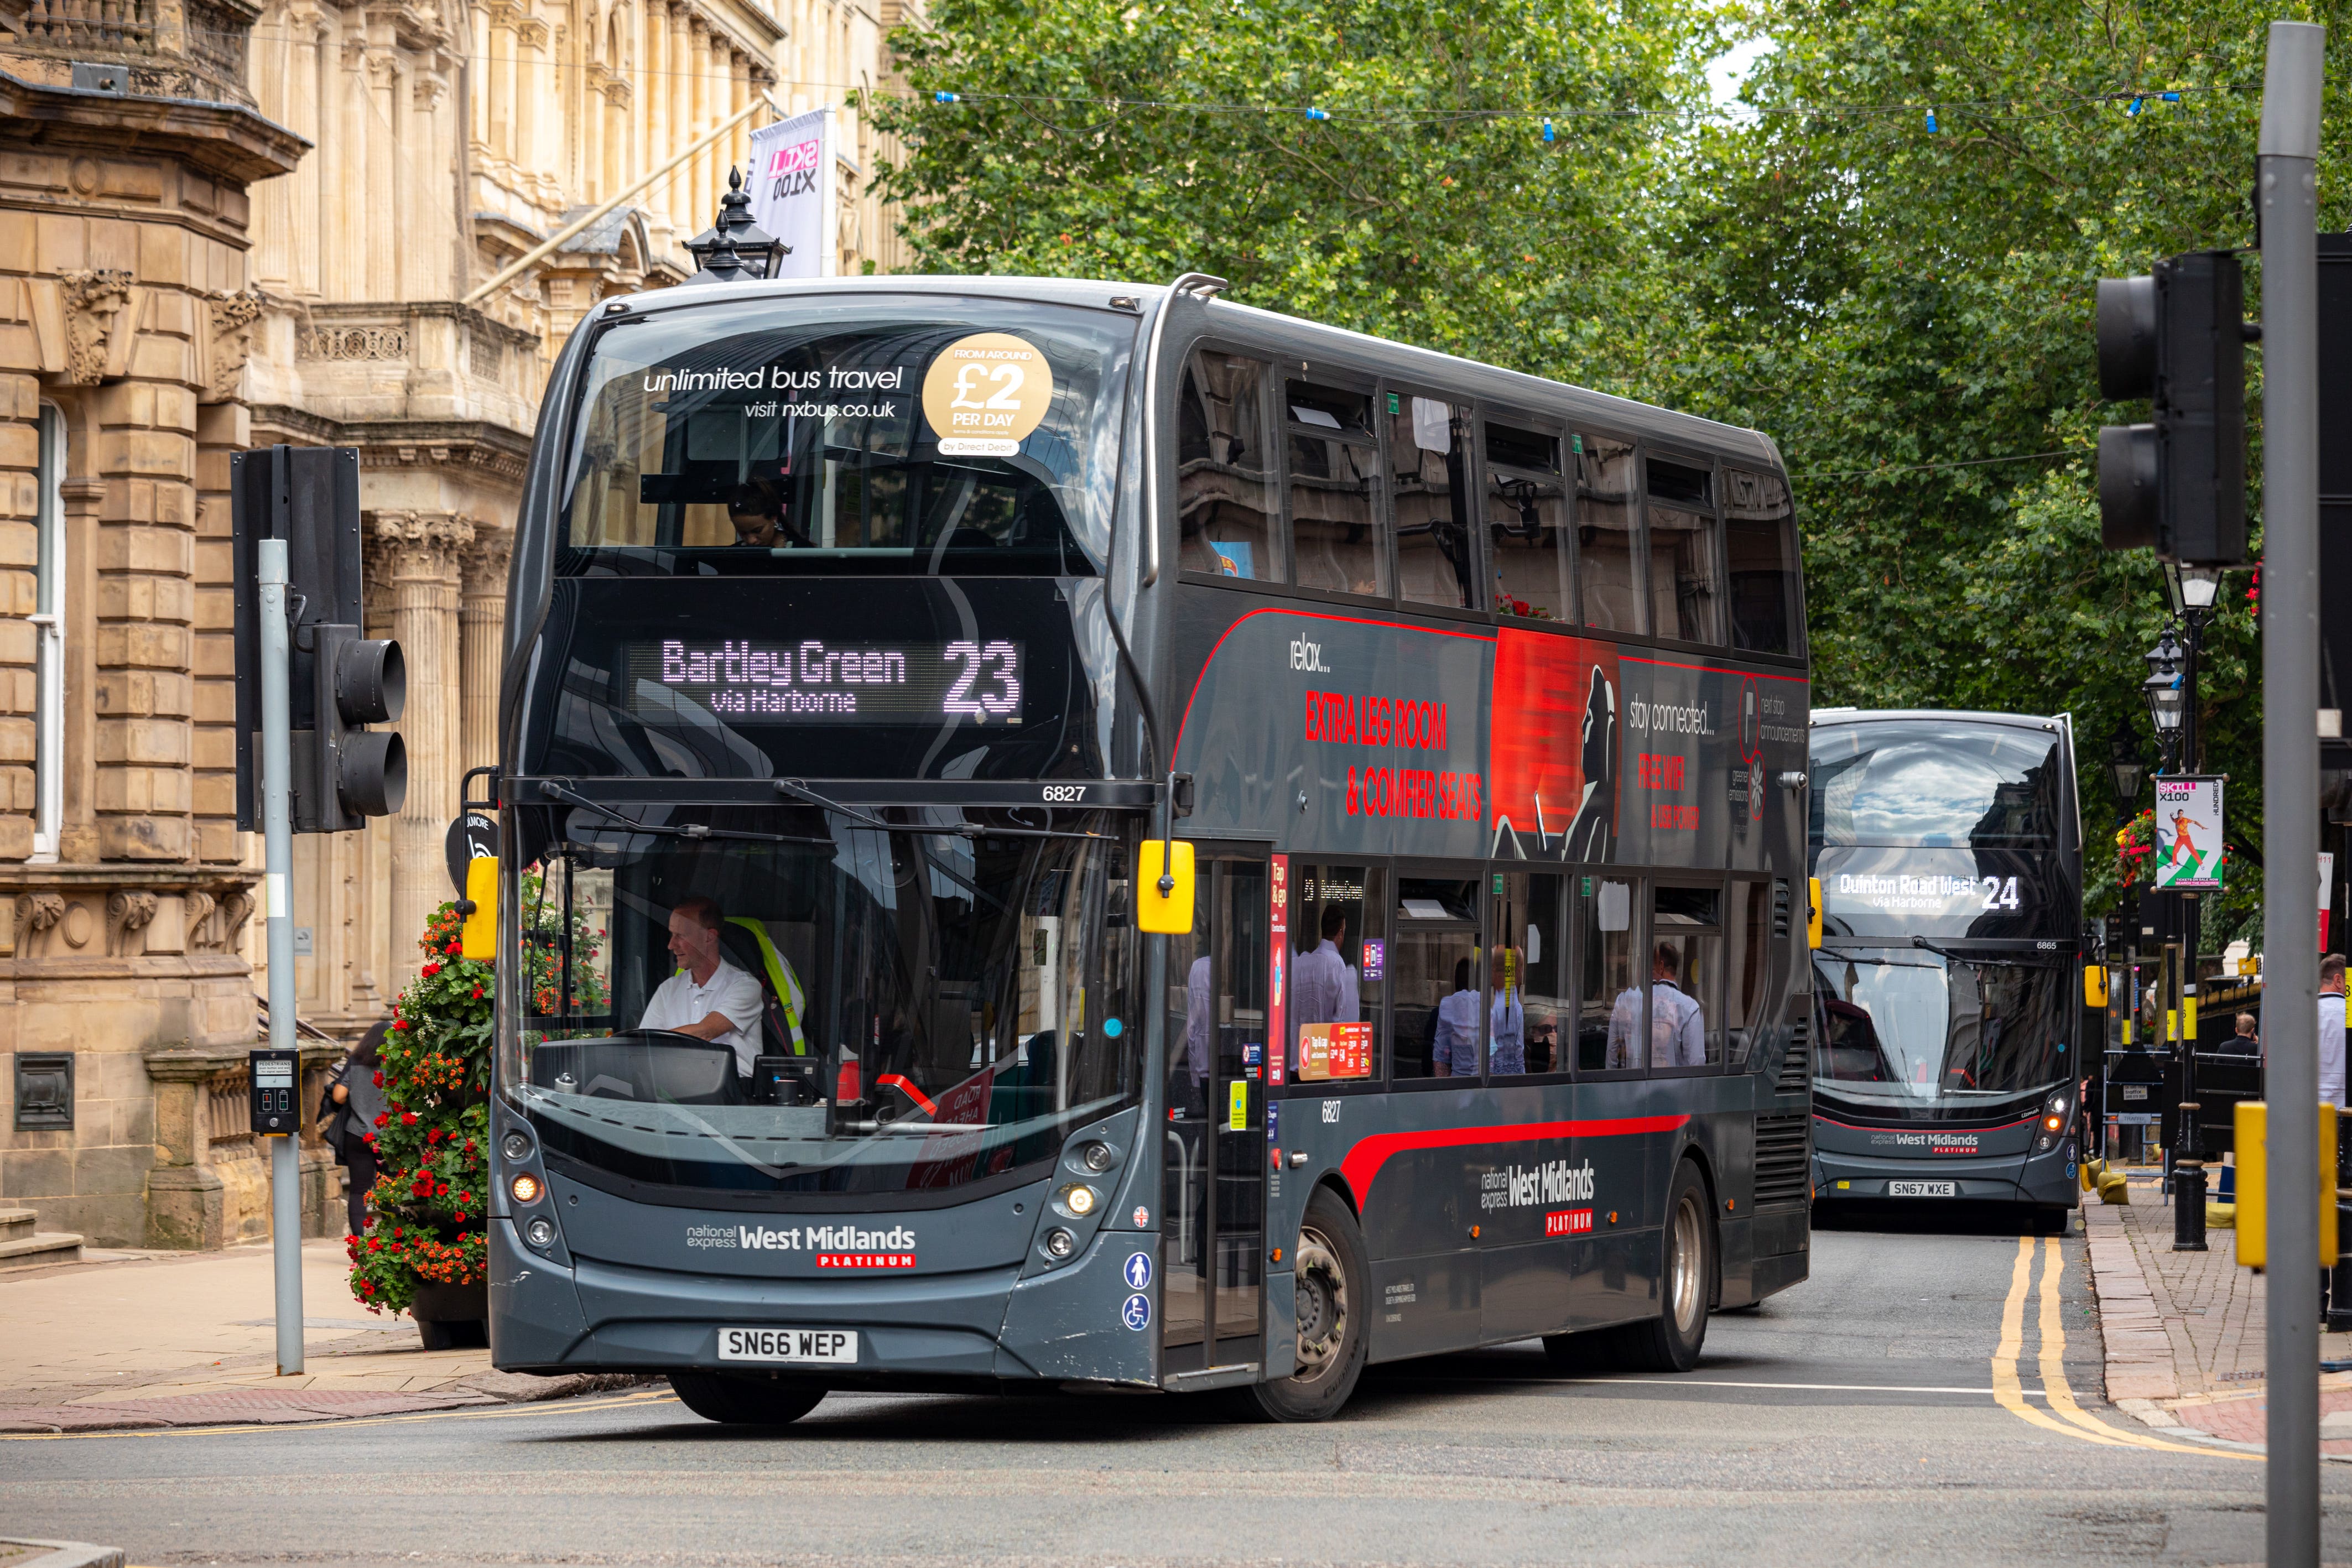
left=7, top=1217, right=2348, bottom=1567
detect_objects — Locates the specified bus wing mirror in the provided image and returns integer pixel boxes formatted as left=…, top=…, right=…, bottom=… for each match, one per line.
left=1136, top=841, right=1195, bottom=934
left=1806, top=877, right=1823, bottom=950
left=460, top=856, right=499, bottom=960
left=2085, top=966, right=2110, bottom=1008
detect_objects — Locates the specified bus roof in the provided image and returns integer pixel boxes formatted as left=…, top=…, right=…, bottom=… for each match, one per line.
left=627, top=273, right=1788, bottom=475
left=1809, top=708, right=2065, bottom=733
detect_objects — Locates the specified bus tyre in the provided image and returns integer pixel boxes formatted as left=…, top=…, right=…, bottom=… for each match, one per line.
left=669, top=1372, right=828, bottom=1425
left=1247, top=1186, right=1368, bottom=1423
left=1620, top=1160, right=1715, bottom=1373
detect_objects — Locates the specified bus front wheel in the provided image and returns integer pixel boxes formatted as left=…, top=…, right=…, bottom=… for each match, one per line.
left=669, top=1372, right=828, bottom=1425
left=1624, top=1160, right=1716, bottom=1372
left=1246, top=1186, right=1369, bottom=1423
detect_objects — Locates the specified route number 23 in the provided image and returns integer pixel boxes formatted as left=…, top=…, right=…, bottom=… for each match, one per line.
left=943, top=640, right=1021, bottom=720
left=1979, top=875, right=2021, bottom=911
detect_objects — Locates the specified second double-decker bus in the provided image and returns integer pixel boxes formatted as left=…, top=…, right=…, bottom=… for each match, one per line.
left=482, top=267, right=1817, bottom=1423
left=1807, top=709, right=2084, bottom=1232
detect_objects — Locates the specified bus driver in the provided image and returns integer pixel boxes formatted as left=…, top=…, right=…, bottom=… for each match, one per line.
left=638, top=895, right=764, bottom=1078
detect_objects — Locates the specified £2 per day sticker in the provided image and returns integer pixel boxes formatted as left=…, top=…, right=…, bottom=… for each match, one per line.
left=921, top=333, right=1054, bottom=456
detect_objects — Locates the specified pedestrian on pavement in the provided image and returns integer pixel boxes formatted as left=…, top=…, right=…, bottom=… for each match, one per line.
left=2321, top=955, right=2347, bottom=1109
left=322, top=1019, right=391, bottom=1237
left=2225, top=1011, right=2261, bottom=1056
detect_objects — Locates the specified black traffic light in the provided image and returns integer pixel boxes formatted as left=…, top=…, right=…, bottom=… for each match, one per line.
left=2095, top=249, right=2249, bottom=564
left=312, top=623, right=407, bottom=829
left=231, top=445, right=406, bottom=832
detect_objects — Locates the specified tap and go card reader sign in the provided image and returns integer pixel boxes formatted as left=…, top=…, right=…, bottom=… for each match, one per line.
left=2154, top=777, right=2225, bottom=890
left=250, top=1048, right=301, bottom=1136
left=1297, top=1022, right=1375, bottom=1081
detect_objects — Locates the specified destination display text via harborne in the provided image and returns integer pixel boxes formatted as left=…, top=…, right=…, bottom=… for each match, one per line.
left=622, top=637, right=1024, bottom=725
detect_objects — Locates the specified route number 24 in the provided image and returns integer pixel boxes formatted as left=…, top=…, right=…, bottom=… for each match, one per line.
left=1979, top=876, right=2021, bottom=911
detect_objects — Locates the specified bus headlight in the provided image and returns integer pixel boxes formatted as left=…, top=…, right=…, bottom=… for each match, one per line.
left=502, top=1131, right=532, bottom=1161
left=511, top=1172, right=544, bottom=1205
left=1057, top=1184, right=1099, bottom=1218
left=1079, top=1141, right=1115, bottom=1173
left=525, top=1217, right=555, bottom=1248
left=1043, top=1227, right=1076, bottom=1259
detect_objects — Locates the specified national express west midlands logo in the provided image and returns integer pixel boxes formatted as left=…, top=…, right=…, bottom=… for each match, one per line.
left=1479, top=1158, right=1596, bottom=1233
left=684, top=1222, right=918, bottom=1269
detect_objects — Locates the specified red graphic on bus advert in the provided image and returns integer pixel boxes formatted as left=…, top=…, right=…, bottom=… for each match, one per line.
left=1298, top=1022, right=1375, bottom=1080
left=1544, top=1209, right=1595, bottom=1237
left=1489, top=629, right=1620, bottom=861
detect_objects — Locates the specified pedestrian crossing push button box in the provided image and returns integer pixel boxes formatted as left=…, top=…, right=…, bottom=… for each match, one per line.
left=249, top=1048, right=301, bottom=1136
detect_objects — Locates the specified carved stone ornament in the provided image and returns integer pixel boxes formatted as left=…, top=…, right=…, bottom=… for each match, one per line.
left=107, top=889, right=159, bottom=956
left=183, top=889, right=217, bottom=951
left=199, top=288, right=266, bottom=404
left=14, top=892, right=65, bottom=956
left=371, top=510, right=476, bottom=576
left=217, top=889, right=257, bottom=951
left=59, top=268, right=133, bottom=385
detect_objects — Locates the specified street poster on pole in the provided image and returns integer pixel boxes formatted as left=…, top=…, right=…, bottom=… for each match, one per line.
left=2153, top=775, right=2225, bottom=890
left=747, top=108, right=836, bottom=279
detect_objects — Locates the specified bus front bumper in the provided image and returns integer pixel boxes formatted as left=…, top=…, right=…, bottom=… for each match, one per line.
left=1811, top=1146, right=2080, bottom=1209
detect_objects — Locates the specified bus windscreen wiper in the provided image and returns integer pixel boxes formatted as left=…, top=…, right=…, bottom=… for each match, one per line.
left=543, top=782, right=833, bottom=845
left=1909, top=935, right=2037, bottom=968
left=774, top=778, right=894, bottom=832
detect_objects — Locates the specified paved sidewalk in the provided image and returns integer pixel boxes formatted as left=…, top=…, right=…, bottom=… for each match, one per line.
left=0, top=1238, right=640, bottom=1432
left=2080, top=1166, right=2352, bottom=1455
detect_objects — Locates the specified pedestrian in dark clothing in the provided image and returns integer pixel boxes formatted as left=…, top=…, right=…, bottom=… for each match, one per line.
left=2224, top=1012, right=2261, bottom=1056
left=320, top=1020, right=391, bottom=1237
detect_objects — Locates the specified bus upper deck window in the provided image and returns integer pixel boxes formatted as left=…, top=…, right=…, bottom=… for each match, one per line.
left=1177, top=352, right=1278, bottom=581
left=1485, top=419, right=1568, bottom=622
left=1725, top=470, right=1799, bottom=656
left=1287, top=382, right=1387, bottom=599
left=1646, top=459, right=1722, bottom=647
left=1392, top=395, right=1475, bottom=611
left=1574, top=436, right=1641, bottom=634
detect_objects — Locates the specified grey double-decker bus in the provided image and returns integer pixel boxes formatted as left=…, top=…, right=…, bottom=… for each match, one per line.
left=485, top=272, right=1816, bottom=1423
left=1807, top=709, right=2084, bottom=1232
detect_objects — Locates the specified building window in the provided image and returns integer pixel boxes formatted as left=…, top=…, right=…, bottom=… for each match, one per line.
left=30, top=402, right=64, bottom=862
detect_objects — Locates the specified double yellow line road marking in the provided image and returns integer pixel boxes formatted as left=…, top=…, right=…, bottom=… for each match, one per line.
left=1994, top=1233, right=2255, bottom=1459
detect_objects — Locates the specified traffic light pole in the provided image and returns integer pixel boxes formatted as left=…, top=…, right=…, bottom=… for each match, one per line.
left=258, top=539, right=305, bottom=1377
left=2259, top=20, right=2324, bottom=1566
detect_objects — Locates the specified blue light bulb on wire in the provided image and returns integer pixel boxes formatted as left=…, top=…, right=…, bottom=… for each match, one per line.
left=1923, top=108, right=1938, bottom=133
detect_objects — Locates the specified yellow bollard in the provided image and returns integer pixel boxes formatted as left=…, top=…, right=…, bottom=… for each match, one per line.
left=2233, top=1101, right=2339, bottom=1270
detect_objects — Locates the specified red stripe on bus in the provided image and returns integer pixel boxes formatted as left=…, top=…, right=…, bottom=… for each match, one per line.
left=1338, top=1114, right=1690, bottom=1205
left=1173, top=608, right=1496, bottom=758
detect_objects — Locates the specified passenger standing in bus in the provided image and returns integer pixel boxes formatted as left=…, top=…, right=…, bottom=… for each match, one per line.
left=1489, top=946, right=1525, bottom=1076
left=1606, top=977, right=1643, bottom=1069
left=1433, top=958, right=1480, bottom=1077
left=2320, top=954, right=2347, bottom=1108
left=1649, top=945, right=1706, bottom=1069
left=638, top=895, right=766, bottom=1078
left=1292, top=905, right=1360, bottom=1068
left=1185, top=951, right=1214, bottom=1088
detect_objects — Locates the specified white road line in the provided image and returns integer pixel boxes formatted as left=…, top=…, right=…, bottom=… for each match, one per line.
left=1550, top=1377, right=2049, bottom=1397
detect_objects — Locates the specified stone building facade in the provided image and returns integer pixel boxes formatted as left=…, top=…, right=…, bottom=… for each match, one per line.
left=0, top=0, right=922, bottom=1248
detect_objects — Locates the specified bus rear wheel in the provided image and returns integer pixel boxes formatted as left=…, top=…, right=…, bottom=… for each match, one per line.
left=1615, top=1160, right=1715, bottom=1373
left=1246, top=1186, right=1368, bottom=1423
left=669, top=1372, right=828, bottom=1425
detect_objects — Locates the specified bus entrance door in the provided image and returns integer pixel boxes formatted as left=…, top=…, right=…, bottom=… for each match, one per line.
left=1160, top=851, right=1271, bottom=1380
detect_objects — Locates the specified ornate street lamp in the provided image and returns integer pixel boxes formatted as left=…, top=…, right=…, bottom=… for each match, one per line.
left=2142, top=627, right=2186, bottom=772
left=685, top=166, right=788, bottom=283
left=2106, top=721, right=2149, bottom=815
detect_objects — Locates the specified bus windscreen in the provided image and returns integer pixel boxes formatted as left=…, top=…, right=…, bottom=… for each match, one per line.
left=1809, top=720, right=2065, bottom=850
left=556, top=296, right=1134, bottom=577
left=1811, top=950, right=2071, bottom=1113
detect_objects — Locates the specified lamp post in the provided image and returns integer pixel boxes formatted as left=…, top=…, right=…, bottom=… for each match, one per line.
left=2106, top=722, right=2149, bottom=823
left=2142, top=627, right=2188, bottom=772
left=2151, top=573, right=2224, bottom=1252
left=684, top=165, right=788, bottom=283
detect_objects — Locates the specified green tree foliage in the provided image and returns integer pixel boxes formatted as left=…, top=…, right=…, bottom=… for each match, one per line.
left=867, top=0, right=2352, bottom=945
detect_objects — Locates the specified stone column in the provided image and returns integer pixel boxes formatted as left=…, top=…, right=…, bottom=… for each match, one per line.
left=491, top=2, right=517, bottom=165
left=688, top=19, right=712, bottom=225
left=370, top=511, right=469, bottom=983
left=459, top=532, right=511, bottom=779
left=642, top=0, right=667, bottom=230
left=365, top=52, right=399, bottom=299
left=667, top=3, right=690, bottom=227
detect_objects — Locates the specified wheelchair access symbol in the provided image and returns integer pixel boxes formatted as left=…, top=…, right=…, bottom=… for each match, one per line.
left=1123, top=1251, right=1153, bottom=1290
left=1121, top=1293, right=1152, bottom=1331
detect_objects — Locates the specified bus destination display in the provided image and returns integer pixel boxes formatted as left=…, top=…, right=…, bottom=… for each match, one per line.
left=626, top=637, right=1023, bottom=723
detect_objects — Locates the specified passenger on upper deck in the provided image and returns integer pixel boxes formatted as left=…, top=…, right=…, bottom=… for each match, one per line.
left=638, top=895, right=764, bottom=1077
left=1432, top=958, right=1480, bottom=1077
left=1292, top=905, right=1360, bottom=1066
left=726, top=480, right=808, bottom=551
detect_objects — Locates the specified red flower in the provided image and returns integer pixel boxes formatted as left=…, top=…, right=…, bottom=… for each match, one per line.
left=372, top=1071, right=384, bottom=1087
left=392, top=1019, right=410, bottom=1032
left=402, top=1111, right=418, bottom=1126
left=374, top=1112, right=389, bottom=1128
left=463, top=1140, right=475, bottom=1154
left=457, top=1191, right=472, bottom=1205
left=423, top=962, right=441, bottom=978
left=470, top=987, right=483, bottom=1000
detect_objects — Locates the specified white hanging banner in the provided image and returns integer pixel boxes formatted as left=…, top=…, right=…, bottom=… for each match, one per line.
left=747, top=107, right=836, bottom=279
